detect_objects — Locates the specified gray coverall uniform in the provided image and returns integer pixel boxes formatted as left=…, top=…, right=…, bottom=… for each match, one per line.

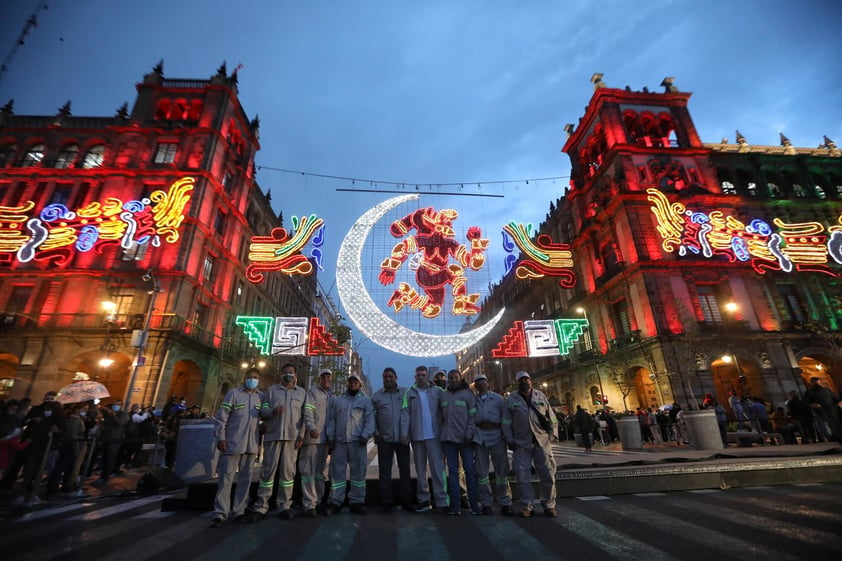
left=372, top=385, right=412, bottom=507
left=400, top=384, right=448, bottom=507
left=503, top=388, right=557, bottom=513
left=299, top=383, right=332, bottom=510
left=327, top=391, right=375, bottom=507
left=252, top=383, right=306, bottom=514
left=213, top=386, right=263, bottom=520
left=473, top=390, right=512, bottom=508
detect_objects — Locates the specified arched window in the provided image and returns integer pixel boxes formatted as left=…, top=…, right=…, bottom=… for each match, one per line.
left=0, top=144, right=18, bottom=167
left=82, top=144, right=105, bottom=168
left=22, top=144, right=45, bottom=167
left=55, top=144, right=79, bottom=169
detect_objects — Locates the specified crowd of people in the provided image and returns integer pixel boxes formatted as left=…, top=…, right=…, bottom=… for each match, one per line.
left=209, top=364, right=559, bottom=527
left=0, top=390, right=208, bottom=502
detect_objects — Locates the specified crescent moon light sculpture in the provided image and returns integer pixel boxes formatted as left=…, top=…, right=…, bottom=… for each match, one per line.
left=336, top=194, right=506, bottom=357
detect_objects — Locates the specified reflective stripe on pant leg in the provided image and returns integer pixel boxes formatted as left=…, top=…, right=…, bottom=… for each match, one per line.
left=276, top=441, right=297, bottom=510
left=411, top=440, right=430, bottom=504
left=252, top=441, right=281, bottom=513
left=349, top=441, right=367, bottom=505
left=474, top=444, right=493, bottom=507
left=328, top=442, right=348, bottom=505
left=513, top=447, right=534, bottom=508
left=232, top=453, right=256, bottom=516
left=491, top=440, right=512, bottom=506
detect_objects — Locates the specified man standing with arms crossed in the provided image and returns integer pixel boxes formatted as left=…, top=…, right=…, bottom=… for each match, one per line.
left=210, top=369, right=263, bottom=528
left=401, top=365, right=448, bottom=512
left=326, top=373, right=375, bottom=514
left=472, top=373, right=513, bottom=515
left=245, top=363, right=306, bottom=521
left=503, top=370, right=558, bottom=518
left=372, top=367, right=411, bottom=512
left=299, top=368, right=334, bottom=517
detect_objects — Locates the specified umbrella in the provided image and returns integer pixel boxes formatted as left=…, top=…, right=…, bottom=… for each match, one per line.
left=57, top=380, right=111, bottom=404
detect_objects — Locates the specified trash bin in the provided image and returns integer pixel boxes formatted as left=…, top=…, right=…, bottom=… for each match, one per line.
left=683, top=409, right=725, bottom=450
left=617, top=416, right=643, bottom=450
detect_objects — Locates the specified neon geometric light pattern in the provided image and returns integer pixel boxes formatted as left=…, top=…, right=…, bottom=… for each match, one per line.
left=336, top=194, right=505, bottom=358
left=492, top=318, right=589, bottom=358
left=501, top=222, right=577, bottom=287
left=379, top=205, right=489, bottom=318
left=235, top=316, right=345, bottom=357
left=647, top=188, right=842, bottom=276
left=245, top=214, right=325, bottom=283
left=0, top=176, right=194, bottom=266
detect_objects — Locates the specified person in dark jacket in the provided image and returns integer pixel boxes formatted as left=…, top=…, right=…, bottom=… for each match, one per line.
left=574, top=405, right=594, bottom=451
left=93, top=401, right=129, bottom=485
left=804, top=377, right=842, bottom=443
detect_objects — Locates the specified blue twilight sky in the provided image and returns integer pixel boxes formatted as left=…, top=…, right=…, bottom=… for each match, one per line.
left=2, top=1, right=842, bottom=388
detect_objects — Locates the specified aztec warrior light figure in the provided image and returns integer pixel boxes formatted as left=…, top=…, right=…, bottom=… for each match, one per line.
left=379, top=206, right=490, bottom=318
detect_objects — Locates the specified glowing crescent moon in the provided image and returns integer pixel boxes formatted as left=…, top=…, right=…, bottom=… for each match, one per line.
left=336, top=194, right=505, bottom=357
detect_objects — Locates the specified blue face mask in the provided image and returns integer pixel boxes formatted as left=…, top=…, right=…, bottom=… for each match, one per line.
left=245, top=379, right=259, bottom=390
left=111, top=405, right=121, bottom=412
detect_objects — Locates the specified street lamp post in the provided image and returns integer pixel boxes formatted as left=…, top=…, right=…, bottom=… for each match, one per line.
left=124, top=270, right=161, bottom=409
left=577, top=307, right=606, bottom=410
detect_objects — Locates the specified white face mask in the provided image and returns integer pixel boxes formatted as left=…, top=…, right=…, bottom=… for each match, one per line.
left=44, top=410, right=53, bottom=417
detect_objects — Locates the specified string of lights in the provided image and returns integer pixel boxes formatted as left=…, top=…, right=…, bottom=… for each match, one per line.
left=256, top=164, right=569, bottom=193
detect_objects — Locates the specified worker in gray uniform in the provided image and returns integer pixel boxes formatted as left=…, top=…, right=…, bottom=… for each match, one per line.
left=472, top=373, right=513, bottom=515
left=245, top=363, right=306, bottom=521
left=400, top=365, right=448, bottom=512
left=210, top=369, right=263, bottom=528
left=298, top=368, right=334, bottom=517
left=503, top=370, right=558, bottom=518
left=326, top=373, right=374, bottom=515
left=372, top=367, right=412, bottom=512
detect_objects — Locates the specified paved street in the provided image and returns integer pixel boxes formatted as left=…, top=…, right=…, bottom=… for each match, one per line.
left=2, top=483, right=840, bottom=561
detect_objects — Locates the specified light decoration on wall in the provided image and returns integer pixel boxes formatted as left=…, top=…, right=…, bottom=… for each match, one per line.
left=0, top=176, right=194, bottom=266
left=647, top=188, right=842, bottom=276
left=245, top=214, right=325, bottom=283
left=501, top=222, right=577, bottom=286
left=336, top=195, right=505, bottom=358
left=235, top=315, right=344, bottom=356
left=491, top=318, right=590, bottom=358
left=379, top=205, right=490, bottom=318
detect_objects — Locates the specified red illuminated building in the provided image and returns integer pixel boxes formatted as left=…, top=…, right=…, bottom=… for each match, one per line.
left=0, top=63, right=319, bottom=408
left=460, top=75, right=841, bottom=415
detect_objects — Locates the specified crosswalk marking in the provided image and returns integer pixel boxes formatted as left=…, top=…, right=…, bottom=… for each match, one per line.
left=576, top=495, right=610, bottom=501
left=658, top=494, right=842, bottom=552
left=398, top=515, right=451, bottom=561
left=192, top=520, right=285, bottom=561
left=101, top=516, right=200, bottom=561
left=475, top=517, right=568, bottom=561
left=295, top=515, right=360, bottom=561
left=602, top=499, right=805, bottom=561
left=68, top=494, right=169, bottom=521
left=554, top=510, right=681, bottom=561
left=17, top=501, right=94, bottom=521
left=135, top=509, right=178, bottom=518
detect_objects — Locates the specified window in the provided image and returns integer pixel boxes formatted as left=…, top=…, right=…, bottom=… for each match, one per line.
left=746, top=182, right=757, bottom=196
left=22, top=144, right=45, bottom=167
left=792, top=184, right=807, bottom=198
left=203, top=254, right=215, bottom=284
left=193, top=302, right=209, bottom=329
left=153, top=142, right=178, bottom=164
left=121, top=240, right=148, bottom=261
left=49, top=186, right=73, bottom=206
left=222, top=171, right=233, bottom=191
left=815, top=185, right=826, bottom=199
left=778, top=284, right=806, bottom=323
left=697, top=285, right=723, bottom=324
left=214, top=209, right=226, bottom=236
left=82, top=145, right=105, bottom=168
left=720, top=180, right=737, bottom=194
left=767, top=182, right=782, bottom=198
left=3, top=285, right=33, bottom=325
left=0, top=144, right=17, bottom=167
left=55, top=145, right=79, bottom=169
left=612, top=299, right=631, bottom=336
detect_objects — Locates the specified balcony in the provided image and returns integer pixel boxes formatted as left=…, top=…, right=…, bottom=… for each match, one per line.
left=608, top=330, right=641, bottom=351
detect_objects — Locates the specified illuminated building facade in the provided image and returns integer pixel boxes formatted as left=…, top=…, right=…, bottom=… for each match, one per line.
left=460, top=75, right=841, bottom=415
left=0, top=63, right=317, bottom=408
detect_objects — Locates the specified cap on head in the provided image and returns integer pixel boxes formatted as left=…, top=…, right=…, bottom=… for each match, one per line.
left=515, top=371, right=531, bottom=381
left=348, top=373, right=361, bottom=382
left=319, top=368, right=332, bottom=377
left=474, top=374, right=488, bottom=382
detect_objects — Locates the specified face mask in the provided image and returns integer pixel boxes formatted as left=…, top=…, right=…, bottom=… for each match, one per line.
left=44, top=410, right=53, bottom=417
left=245, top=379, right=259, bottom=390
left=79, top=411, right=87, bottom=417
left=347, top=388, right=359, bottom=397
left=111, top=405, right=121, bottom=412
left=281, top=374, right=295, bottom=385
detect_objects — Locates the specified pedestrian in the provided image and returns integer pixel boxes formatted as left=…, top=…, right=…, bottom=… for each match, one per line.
left=440, top=369, right=479, bottom=515
left=47, top=403, right=85, bottom=496
left=0, top=399, right=26, bottom=479
left=785, top=390, right=816, bottom=444
left=372, top=367, right=411, bottom=512
left=503, top=371, right=557, bottom=518
left=400, top=365, right=448, bottom=512
left=326, top=373, right=374, bottom=515
left=433, top=370, right=447, bottom=390
left=804, top=377, right=842, bottom=443
left=93, top=401, right=128, bottom=485
left=574, top=405, right=594, bottom=451
left=472, top=373, right=513, bottom=515
left=209, top=368, right=263, bottom=528
left=245, top=363, right=306, bottom=522
left=298, top=368, right=334, bottom=517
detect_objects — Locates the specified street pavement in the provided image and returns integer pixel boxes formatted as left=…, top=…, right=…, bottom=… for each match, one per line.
left=1, top=482, right=840, bottom=561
